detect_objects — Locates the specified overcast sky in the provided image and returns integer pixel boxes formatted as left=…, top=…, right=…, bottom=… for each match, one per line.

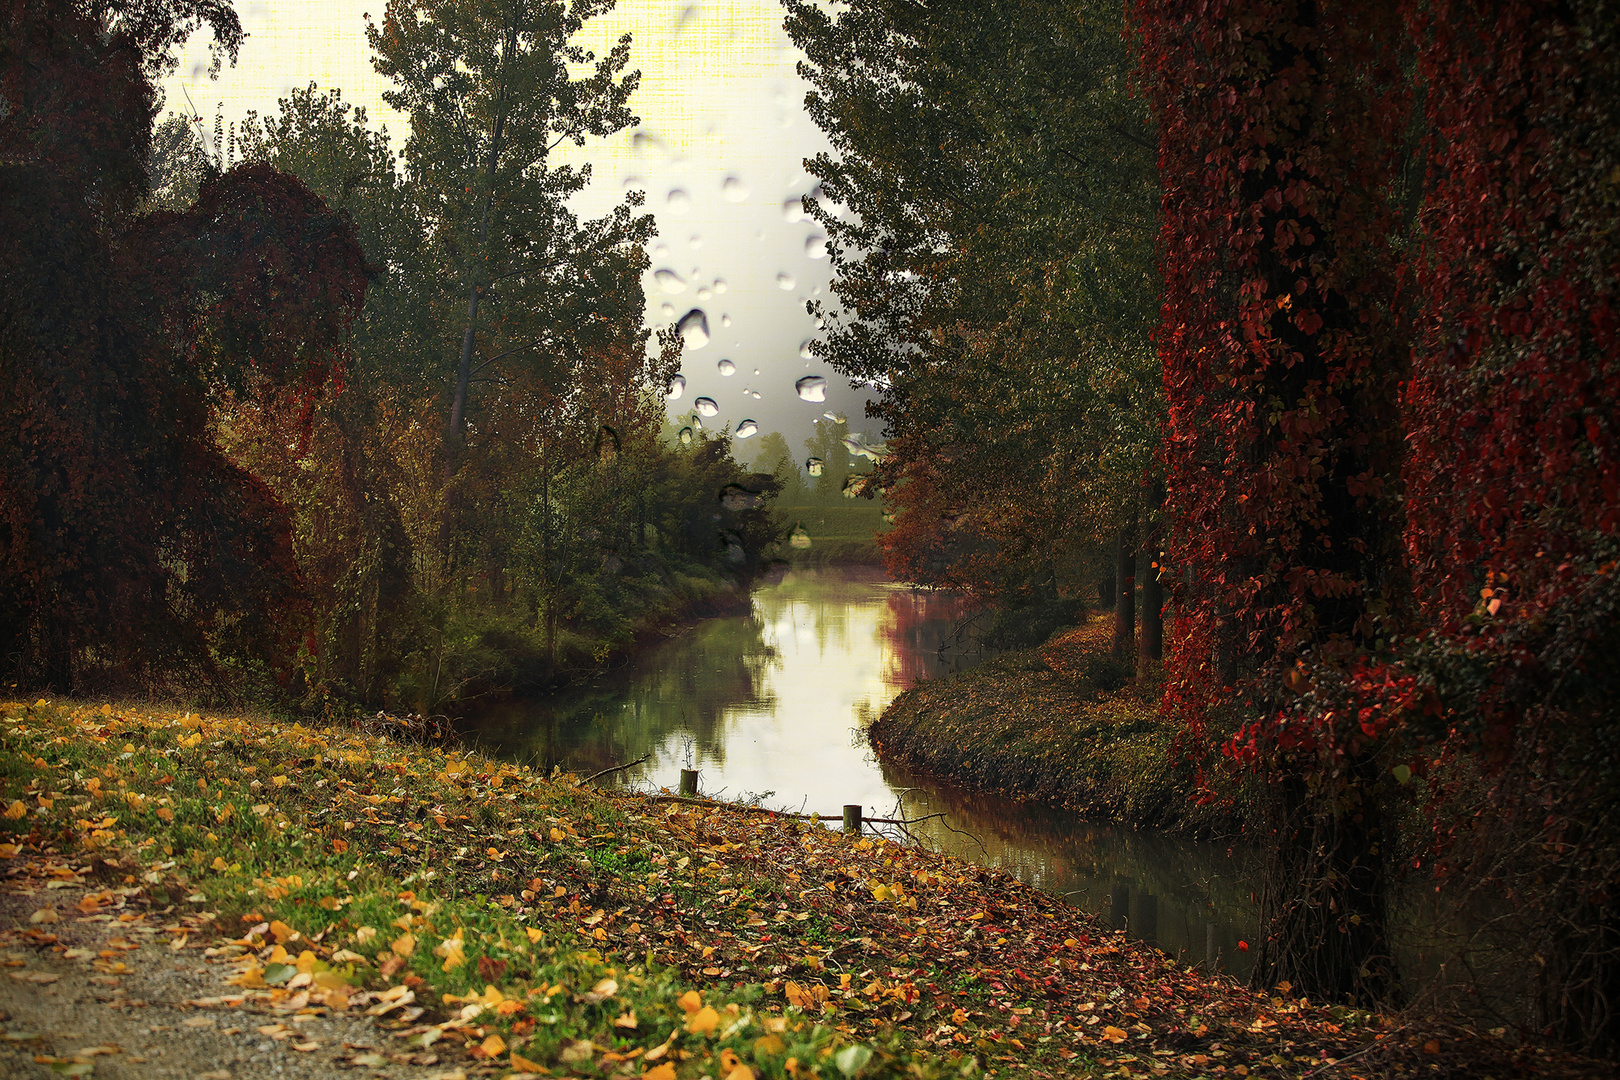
left=159, top=0, right=879, bottom=457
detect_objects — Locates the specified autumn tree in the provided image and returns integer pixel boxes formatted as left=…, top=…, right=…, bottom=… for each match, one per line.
left=785, top=0, right=1162, bottom=657
left=1136, top=0, right=1410, bottom=1001
left=0, top=1, right=366, bottom=693
left=1396, top=0, right=1620, bottom=1049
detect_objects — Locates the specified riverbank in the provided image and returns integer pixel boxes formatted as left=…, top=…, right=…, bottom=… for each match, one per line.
left=4, top=699, right=1607, bottom=1079
left=869, top=616, right=1250, bottom=835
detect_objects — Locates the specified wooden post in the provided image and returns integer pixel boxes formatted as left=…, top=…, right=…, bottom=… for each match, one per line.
left=679, top=769, right=699, bottom=797
left=843, top=805, right=863, bottom=833
left=1206, top=923, right=1218, bottom=972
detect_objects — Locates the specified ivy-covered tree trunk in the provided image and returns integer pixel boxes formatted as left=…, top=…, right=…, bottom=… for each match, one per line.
left=1137, top=0, right=1409, bottom=1003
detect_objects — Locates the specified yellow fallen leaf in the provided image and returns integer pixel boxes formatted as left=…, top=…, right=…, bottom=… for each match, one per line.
left=480, top=1034, right=506, bottom=1058
left=1102, top=1026, right=1128, bottom=1043
left=354, top=926, right=376, bottom=945
left=526, top=927, right=544, bottom=944
left=549, top=827, right=565, bottom=842
left=391, top=932, right=416, bottom=957
left=719, top=1048, right=744, bottom=1073
left=509, top=1051, right=548, bottom=1074
left=685, top=1006, right=720, bottom=1036
left=0, top=843, right=19, bottom=858
left=870, top=884, right=891, bottom=901
left=268, top=920, right=296, bottom=944
left=642, top=1064, right=676, bottom=1080
left=211, top=857, right=227, bottom=871
left=725, top=1065, right=756, bottom=1080
left=755, top=1034, right=785, bottom=1056
left=678, top=990, right=703, bottom=1014
left=3, top=801, right=26, bottom=820
left=614, top=1009, right=638, bottom=1029
left=29, top=908, right=58, bottom=925
left=552, top=885, right=567, bottom=898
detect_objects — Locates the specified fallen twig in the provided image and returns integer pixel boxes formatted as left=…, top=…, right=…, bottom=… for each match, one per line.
left=575, top=754, right=651, bottom=788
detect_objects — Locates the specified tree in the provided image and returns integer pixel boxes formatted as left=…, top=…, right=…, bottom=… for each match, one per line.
left=1136, top=0, right=1410, bottom=1002
left=785, top=0, right=1162, bottom=651
left=0, top=1, right=366, bottom=693
left=367, top=0, right=648, bottom=465
left=1398, top=0, right=1620, bottom=1049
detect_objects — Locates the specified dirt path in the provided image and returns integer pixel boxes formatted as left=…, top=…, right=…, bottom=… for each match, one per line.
left=0, top=866, right=465, bottom=1080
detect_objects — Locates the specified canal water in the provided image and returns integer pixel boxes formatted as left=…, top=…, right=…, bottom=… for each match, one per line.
left=461, top=566, right=1260, bottom=980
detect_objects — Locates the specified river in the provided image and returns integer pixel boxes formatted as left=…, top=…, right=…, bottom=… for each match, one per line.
left=460, top=565, right=1261, bottom=980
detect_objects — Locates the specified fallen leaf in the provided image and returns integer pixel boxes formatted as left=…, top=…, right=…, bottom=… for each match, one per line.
left=614, top=1010, right=638, bottom=1029
left=642, top=1064, right=676, bottom=1080
left=29, top=909, right=58, bottom=925
left=510, top=1051, right=549, bottom=1074
left=685, top=1006, right=720, bottom=1036
left=391, top=932, right=416, bottom=957
left=479, top=1034, right=506, bottom=1058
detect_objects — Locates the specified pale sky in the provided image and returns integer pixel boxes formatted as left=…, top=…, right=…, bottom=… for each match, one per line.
left=159, top=0, right=878, bottom=455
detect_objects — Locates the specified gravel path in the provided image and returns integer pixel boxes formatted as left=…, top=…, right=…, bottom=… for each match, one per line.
left=0, top=871, right=471, bottom=1080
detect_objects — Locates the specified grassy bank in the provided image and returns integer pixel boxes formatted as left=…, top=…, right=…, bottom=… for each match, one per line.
left=2, top=700, right=1604, bottom=1079
left=869, top=616, right=1250, bottom=835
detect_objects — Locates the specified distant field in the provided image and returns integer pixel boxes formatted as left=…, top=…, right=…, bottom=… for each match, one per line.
left=774, top=503, right=890, bottom=540
left=773, top=503, right=888, bottom=564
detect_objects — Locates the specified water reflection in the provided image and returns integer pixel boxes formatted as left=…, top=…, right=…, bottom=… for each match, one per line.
left=460, top=567, right=1258, bottom=978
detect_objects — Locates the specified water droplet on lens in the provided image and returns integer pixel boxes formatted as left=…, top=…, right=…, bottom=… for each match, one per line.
left=713, top=278, right=727, bottom=293
left=751, top=390, right=761, bottom=399
left=679, top=426, right=693, bottom=444
left=693, top=396, right=719, bottom=417
left=665, top=374, right=686, bottom=400
left=842, top=474, right=867, bottom=499
left=795, top=375, right=828, bottom=402
left=667, top=188, right=691, bottom=213
left=753, top=368, right=761, bottom=375
left=736, top=419, right=758, bottom=438
left=689, top=234, right=703, bottom=249
left=697, top=286, right=712, bottom=300
left=805, top=233, right=827, bottom=259
left=718, top=359, right=736, bottom=376
left=677, top=309, right=710, bottom=349
left=806, top=456, right=824, bottom=477
left=659, top=303, right=675, bottom=318
left=654, top=268, right=687, bottom=294
left=790, top=526, right=812, bottom=549
left=632, top=131, right=669, bottom=160
left=721, top=314, right=732, bottom=328
left=798, top=340, right=817, bottom=360
left=722, top=176, right=748, bottom=202
left=776, top=273, right=796, bottom=290
left=823, top=410, right=846, bottom=423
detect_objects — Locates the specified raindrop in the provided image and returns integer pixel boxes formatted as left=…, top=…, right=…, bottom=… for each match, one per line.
left=691, top=414, right=704, bottom=430
left=654, top=268, right=687, bottom=294
left=697, top=286, right=713, bottom=301
left=798, top=340, right=818, bottom=360
left=736, top=419, right=759, bottom=439
left=776, top=273, right=796, bottom=290
left=782, top=196, right=803, bottom=222
left=653, top=242, right=671, bottom=259
left=622, top=173, right=644, bottom=190
left=689, top=234, right=703, bottom=249
left=679, top=426, right=693, bottom=445
left=823, top=411, right=846, bottom=423
left=713, top=279, right=727, bottom=294
left=753, top=368, right=761, bottom=375
left=790, top=526, right=812, bottom=550
left=665, top=374, right=686, bottom=400
left=717, top=359, right=736, bottom=376
left=660, top=303, right=675, bottom=319
left=632, top=131, right=669, bottom=160
left=795, top=375, right=828, bottom=402
left=677, top=309, right=710, bottom=349
left=721, top=314, right=732, bottom=328
left=842, top=474, right=868, bottom=499
left=722, top=176, right=749, bottom=202
left=750, top=391, right=762, bottom=400
left=720, top=484, right=764, bottom=510
left=693, top=396, right=719, bottom=417
left=805, top=233, right=827, bottom=259
left=667, top=188, right=691, bottom=213
left=806, top=457, right=824, bottom=477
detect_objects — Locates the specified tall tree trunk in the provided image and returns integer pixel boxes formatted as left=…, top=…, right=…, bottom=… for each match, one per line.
left=1137, top=540, right=1162, bottom=677
left=1112, top=524, right=1136, bottom=665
